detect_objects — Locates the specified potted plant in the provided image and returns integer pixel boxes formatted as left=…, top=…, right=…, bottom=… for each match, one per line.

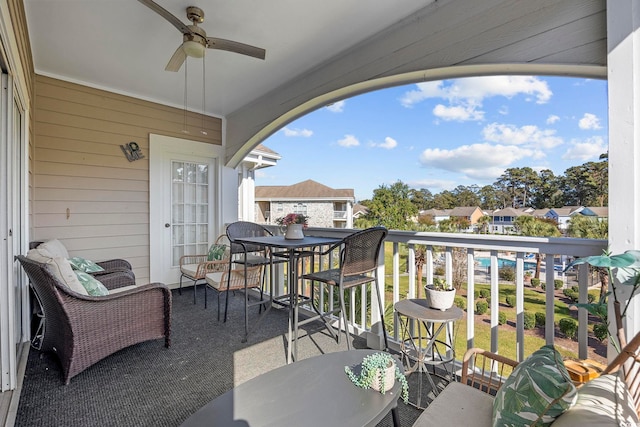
left=276, top=213, right=309, bottom=240
left=424, top=277, right=456, bottom=311
left=566, top=250, right=640, bottom=351
left=345, top=352, right=409, bottom=403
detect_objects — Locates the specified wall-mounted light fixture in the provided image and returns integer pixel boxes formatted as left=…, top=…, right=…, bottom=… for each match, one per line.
left=121, top=142, right=144, bottom=162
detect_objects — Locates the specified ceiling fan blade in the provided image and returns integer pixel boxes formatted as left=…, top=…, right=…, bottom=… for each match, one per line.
left=138, top=0, right=191, bottom=35
left=206, top=37, right=266, bottom=60
left=165, top=45, right=187, bottom=72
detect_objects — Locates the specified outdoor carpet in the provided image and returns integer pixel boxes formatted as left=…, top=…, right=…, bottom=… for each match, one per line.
left=15, top=288, right=429, bottom=426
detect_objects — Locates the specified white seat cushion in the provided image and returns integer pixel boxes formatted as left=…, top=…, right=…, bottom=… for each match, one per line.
left=552, top=373, right=639, bottom=427
left=26, top=249, right=88, bottom=296
left=205, top=271, right=225, bottom=289
left=180, top=263, right=200, bottom=278
left=412, top=382, right=494, bottom=427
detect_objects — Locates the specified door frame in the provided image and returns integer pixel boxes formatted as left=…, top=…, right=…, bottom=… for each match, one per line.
left=149, top=134, right=224, bottom=285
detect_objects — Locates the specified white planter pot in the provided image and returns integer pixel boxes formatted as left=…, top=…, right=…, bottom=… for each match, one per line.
left=370, top=363, right=395, bottom=393
left=284, top=224, right=305, bottom=240
left=425, top=285, right=456, bottom=311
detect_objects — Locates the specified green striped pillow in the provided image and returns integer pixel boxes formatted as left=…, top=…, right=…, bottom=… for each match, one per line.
left=492, top=345, right=577, bottom=427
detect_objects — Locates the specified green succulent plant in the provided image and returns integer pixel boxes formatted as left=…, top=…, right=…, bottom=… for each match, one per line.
left=344, top=352, right=408, bottom=403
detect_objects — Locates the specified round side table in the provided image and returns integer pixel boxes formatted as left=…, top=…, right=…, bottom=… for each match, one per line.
left=394, top=298, right=463, bottom=409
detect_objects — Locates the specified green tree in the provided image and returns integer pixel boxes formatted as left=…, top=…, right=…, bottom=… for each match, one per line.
left=409, top=188, right=434, bottom=211
left=476, top=215, right=491, bottom=234
left=531, top=169, right=563, bottom=208
left=563, top=160, right=608, bottom=206
left=432, top=190, right=457, bottom=209
left=478, top=185, right=504, bottom=210
left=365, top=181, right=417, bottom=230
left=496, top=167, right=540, bottom=208
left=452, top=185, right=480, bottom=207
left=515, top=216, right=561, bottom=278
left=567, top=215, right=608, bottom=239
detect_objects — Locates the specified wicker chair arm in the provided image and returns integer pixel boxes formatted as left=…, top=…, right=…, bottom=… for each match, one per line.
left=179, top=254, right=208, bottom=267
left=215, top=265, right=262, bottom=291
left=197, top=260, right=229, bottom=275
left=95, top=258, right=132, bottom=272
left=461, top=348, right=519, bottom=395
left=96, top=270, right=136, bottom=290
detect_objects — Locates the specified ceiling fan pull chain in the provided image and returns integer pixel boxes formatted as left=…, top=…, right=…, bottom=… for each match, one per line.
left=201, top=54, right=207, bottom=136
left=183, top=58, right=188, bottom=134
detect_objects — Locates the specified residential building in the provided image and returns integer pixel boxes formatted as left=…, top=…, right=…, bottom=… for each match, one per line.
left=490, top=207, right=527, bottom=234
left=450, top=206, right=484, bottom=231
left=255, top=180, right=355, bottom=228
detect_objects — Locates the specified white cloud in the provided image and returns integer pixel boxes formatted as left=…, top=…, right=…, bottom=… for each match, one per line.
left=408, top=179, right=457, bottom=191
left=578, top=113, right=602, bottom=130
left=337, top=134, right=360, bottom=147
left=498, top=105, right=509, bottom=115
left=325, top=100, right=345, bottom=113
left=482, top=123, right=563, bottom=149
left=400, top=81, right=446, bottom=107
left=370, top=136, right=398, bottom=149
left=282, top=127, right=313, bottom=137
left=546, top=115, right=560, bottom=124
left=562, top=136, right=608, bottom=161
left=419, top=143, right=534, bottom=180
left=400, top=75, right=552, bottom=108
left=433, top=103, right=484, bottom=122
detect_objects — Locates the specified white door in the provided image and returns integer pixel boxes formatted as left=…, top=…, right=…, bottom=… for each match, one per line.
left=149, top=134, right=223, bottom=285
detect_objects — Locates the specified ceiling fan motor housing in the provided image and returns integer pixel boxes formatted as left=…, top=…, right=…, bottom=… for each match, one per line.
left=182, top=25, right=207, bottom=57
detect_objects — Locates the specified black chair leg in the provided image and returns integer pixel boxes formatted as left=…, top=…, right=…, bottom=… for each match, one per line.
left=179, top=275, right=183, bottom=295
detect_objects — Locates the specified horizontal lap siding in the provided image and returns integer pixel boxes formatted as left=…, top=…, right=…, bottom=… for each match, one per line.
left=33, top=75, right=222, bottom=284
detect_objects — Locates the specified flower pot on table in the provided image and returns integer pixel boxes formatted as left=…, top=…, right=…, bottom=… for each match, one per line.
left=425, top=285, right=456, bottom=311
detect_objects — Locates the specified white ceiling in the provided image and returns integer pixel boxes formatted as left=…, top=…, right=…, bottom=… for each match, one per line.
left=24, top=0, right=432, bottom=117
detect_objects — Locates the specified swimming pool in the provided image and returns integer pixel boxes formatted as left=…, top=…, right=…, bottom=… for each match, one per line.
left=475, top=257, right=537, bottom=270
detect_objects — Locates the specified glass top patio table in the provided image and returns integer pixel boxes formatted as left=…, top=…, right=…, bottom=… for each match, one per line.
left=233, top=235, right=342, bottom=363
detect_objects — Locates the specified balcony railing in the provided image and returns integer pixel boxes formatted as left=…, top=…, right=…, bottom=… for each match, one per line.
left=333, top=211, right=348, bottom=219
left=263, top=226, right=607, bottom=363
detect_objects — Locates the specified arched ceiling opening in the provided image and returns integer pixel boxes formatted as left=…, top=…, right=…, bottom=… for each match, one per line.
left=226, top=0, right=607, bottom=167
left=228, top=63, right=607, bottom=168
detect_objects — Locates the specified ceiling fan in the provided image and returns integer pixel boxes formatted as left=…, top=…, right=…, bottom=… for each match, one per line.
left=138, top=0, right=266, bottom=72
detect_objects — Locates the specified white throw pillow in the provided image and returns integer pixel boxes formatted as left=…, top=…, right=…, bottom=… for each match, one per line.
left=26, top=249, right=88, bottom=296
left=37, top=239, right=70, bottom=259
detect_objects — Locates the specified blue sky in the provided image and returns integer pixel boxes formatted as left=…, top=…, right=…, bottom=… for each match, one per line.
left=255, top=76, right=608, bottom=202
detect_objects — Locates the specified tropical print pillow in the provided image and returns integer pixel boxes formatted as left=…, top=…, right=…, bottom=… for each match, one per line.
left=207, top=244, right=227, bottom=261
left=74, top=271, right=109, bottom=296
left=492, top=345, right=577, bottom=427
left=68, top=256, right=105, bottom=273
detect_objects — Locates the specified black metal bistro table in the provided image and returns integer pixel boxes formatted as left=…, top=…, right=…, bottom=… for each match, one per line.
left=234, top=234, right=342, bottom=363
left=394, top=298, right=463, bottom=409
left=180, top=349, right=402, bottom=427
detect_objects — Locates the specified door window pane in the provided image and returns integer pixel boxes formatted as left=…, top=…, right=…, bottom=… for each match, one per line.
left=171, top=161, right=209, bottom=267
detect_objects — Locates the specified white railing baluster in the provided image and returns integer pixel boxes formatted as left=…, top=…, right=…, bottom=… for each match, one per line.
left=578, top=263, right=589, bottom=359
left=516, top=252, right=525, bottom=362
left=467, top=248, right=475, bottom=349
left=490, top=250, right=499, bottom=353
left=545, top=252, right=556, bottom=346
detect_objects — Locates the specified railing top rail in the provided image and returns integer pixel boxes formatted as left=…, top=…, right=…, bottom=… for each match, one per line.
left=262, top=226, right=607, bottom=257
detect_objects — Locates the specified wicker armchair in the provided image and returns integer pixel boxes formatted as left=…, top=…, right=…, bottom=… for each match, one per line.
left=30, top=240, right=135, bottom=283
left=15, top=255, right=171, bottom=385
